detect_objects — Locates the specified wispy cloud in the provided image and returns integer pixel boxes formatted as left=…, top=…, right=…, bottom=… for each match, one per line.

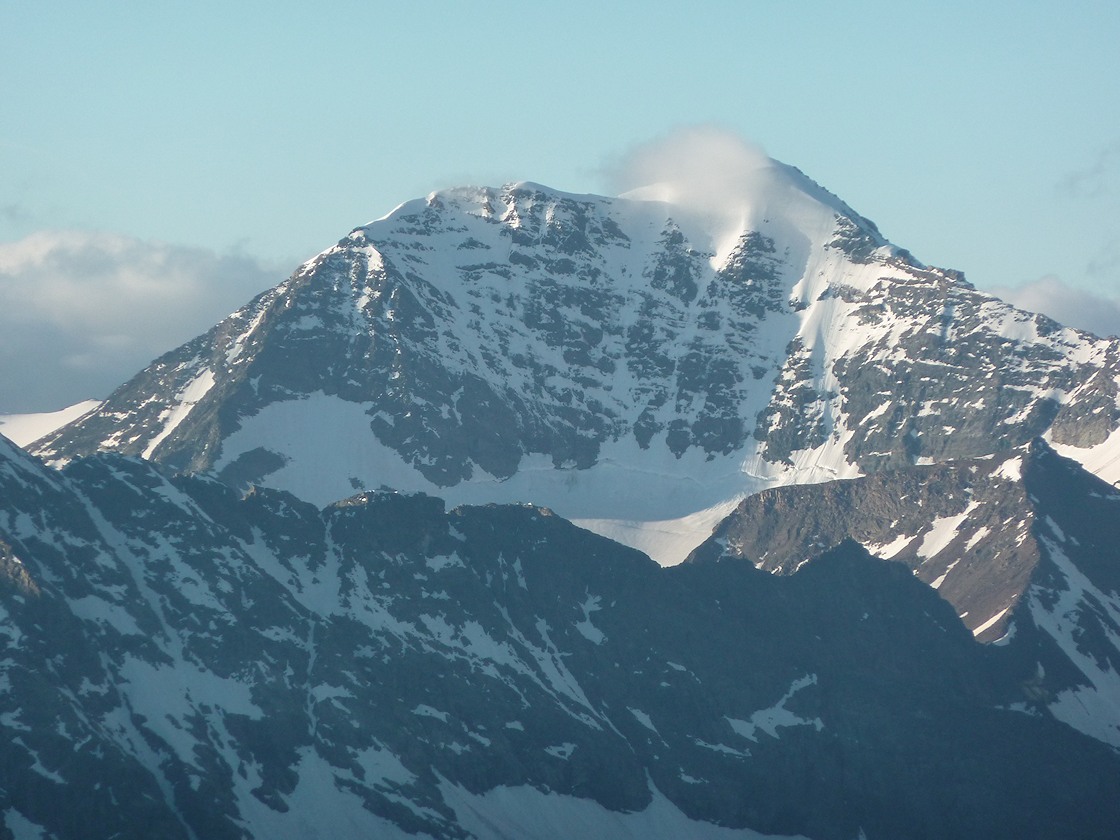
left=601, top=125, right=782, bottom=261
left=1059, top=139, right=1120, bottom=199
left=0, top=231, right=281, bottom=413
left=988, top=274, right=1120, bottom=339
left=1087, top=237, right=1120, bottom=280
left=604, top=125, right=772, bottom=210
left=0, top=204, right=32, bottom=225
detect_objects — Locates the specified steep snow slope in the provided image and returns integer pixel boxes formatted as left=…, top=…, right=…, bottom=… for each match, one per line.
left=0, top=400, right=101, bottom=447
left=33, top=161, right=1120, bottom=563
left=1048, top=424, right=1120, bottom=485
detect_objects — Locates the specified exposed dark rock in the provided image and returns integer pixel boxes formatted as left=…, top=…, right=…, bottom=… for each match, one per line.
left=3, top=440, right=1120, bottom=837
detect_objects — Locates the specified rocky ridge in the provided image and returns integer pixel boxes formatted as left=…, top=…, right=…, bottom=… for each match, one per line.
left=28, top=164, right=1120, bottom=561
left=687, top=439, right=1120, bottom=748
left=3, top=432, right=1120, bottom=839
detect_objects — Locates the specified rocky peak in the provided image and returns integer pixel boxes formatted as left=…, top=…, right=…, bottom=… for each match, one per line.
left=27, top=170, right=1120, bottom=564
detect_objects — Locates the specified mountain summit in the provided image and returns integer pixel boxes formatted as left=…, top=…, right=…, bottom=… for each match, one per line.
left=31, top=161, right=1120, bottom=563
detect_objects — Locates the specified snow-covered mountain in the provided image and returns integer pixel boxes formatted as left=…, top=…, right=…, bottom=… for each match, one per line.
left=3, top=432, right=1119, bottom=839
left=6, top=157, right=1120, bottom=838
left=30, top=161, right=1120, bottom=563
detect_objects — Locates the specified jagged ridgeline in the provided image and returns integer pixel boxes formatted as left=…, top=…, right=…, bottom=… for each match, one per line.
left=2, top=434, right=1120, bottom=839
left=30, top=161, right=1120, bottom=563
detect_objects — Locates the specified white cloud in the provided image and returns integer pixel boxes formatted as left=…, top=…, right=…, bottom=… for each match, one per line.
left=601, top=126, right=782, bottom=262
left=604, top=124, right=772, bottom=212
left=0, top=231, right=281, bottom=412
left=988, top=274, right=1120, bottom=339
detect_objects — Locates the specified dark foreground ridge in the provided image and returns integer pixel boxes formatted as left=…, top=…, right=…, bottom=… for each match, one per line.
left=2, top=434, right=1119, bottom=839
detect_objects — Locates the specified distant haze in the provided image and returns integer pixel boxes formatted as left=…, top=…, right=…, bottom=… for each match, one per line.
left=0, top=232, right=279, bottom=413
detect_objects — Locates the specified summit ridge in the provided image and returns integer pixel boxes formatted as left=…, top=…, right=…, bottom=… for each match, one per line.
left=31, top=166, right=1120, bottom=563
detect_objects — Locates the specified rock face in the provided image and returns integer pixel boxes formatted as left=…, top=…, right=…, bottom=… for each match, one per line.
left=687, top=439, right=1120, bottom=748
left=3, top=433, right=1120, bottom=839
left=28, top=165, right=1120, bottom=560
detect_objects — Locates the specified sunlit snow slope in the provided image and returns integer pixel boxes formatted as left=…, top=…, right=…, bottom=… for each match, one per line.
left=0, top=400, right=101, bottom=448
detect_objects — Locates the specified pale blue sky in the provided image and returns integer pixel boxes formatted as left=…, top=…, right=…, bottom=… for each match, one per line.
left=2, top=1, right=1120, bottom=411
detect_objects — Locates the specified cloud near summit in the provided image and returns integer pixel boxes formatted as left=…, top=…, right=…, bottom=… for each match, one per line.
left=605, top=126, right=771, bottom=210
left=0, top=231, right=279, bottom=413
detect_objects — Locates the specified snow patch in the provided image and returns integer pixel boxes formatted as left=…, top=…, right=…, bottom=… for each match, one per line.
left=0, top=400, right=101, bottom=448
left=930, top=559, right=960, bottom=590
left=574, top=595, right=606, bottom=645
left=117, top=655, right=260, bottom=768
left=865, top=532, right=914, bottom=560
left=68, top=594, right=144, bottom=636
left=971, top=607, right=1009, bottom=637
left=214, top=394, right=769, bottom=565
left=915, top=504, right=977, bottom=561
left=574, top=496, right=743, bottom=567
left=439, top=777, right=808, bottom=840
left=412, top=704, right=449, bottom=723
left=725, top=674, right=824, bottom=742
left=963, top=526, right=991, bottom=552
left=142, top=369, right=216, bottom=458
left=544, top=743, right=576, bottom=760
left=629, top=708, right=659, bottom=734
left=993, top=457, right=1023, bottom=483
left=3, top=809, right=49, bottom=840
